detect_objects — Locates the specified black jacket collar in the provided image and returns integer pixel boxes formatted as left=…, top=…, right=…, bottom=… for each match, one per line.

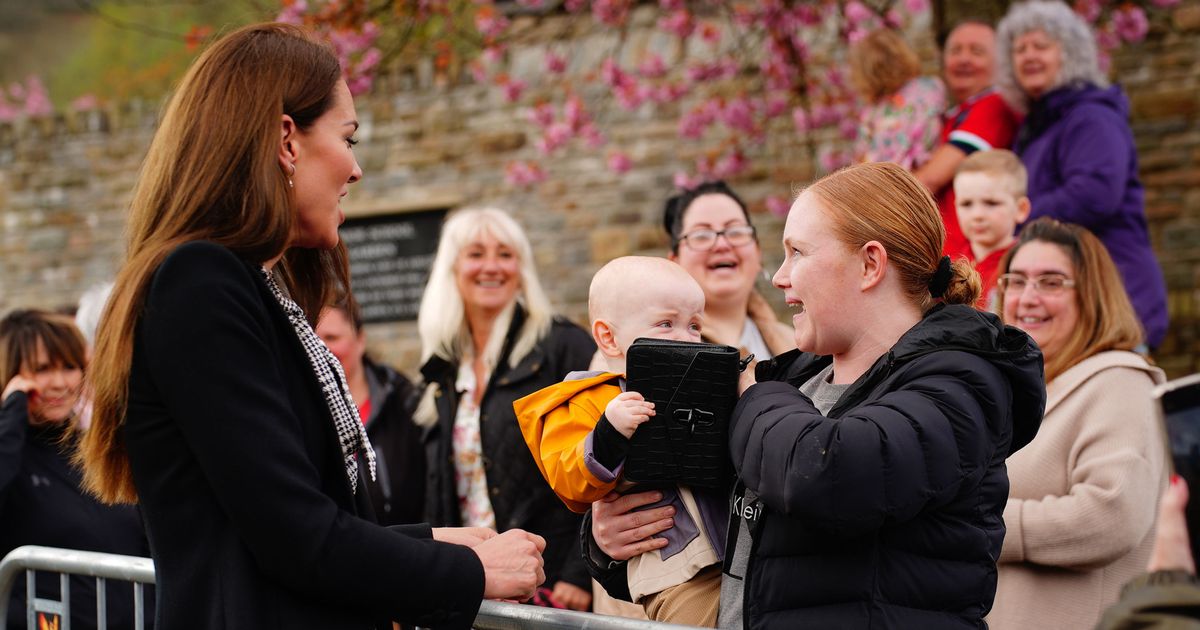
left=756, top=304, right=1044, bottom=454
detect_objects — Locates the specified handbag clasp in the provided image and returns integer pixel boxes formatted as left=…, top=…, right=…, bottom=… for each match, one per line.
left=674, top=408, right=715, bottom=436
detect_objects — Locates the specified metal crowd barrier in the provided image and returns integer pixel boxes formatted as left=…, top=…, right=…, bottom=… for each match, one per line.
left=0, top=546, right=153, bottom=630
left=0, top=546, right=697, bottom=630
left=474, top=600, right=698, bottom=629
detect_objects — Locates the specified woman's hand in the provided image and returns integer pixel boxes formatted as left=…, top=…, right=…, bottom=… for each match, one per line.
left=1148, top=475, right=1196, bottom=574
left=550, top=581, right=592, bottom=611
left=591, top=491, right=674, bottom=562
left=432, top=526, right=496, bottom=548
left=2, top=375, right=37, bottom=403
left=474, top=529, right=546, bottom=601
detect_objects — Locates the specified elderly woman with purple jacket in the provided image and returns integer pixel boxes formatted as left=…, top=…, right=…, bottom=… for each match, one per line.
left=996, top=1, right=1167, bottom=348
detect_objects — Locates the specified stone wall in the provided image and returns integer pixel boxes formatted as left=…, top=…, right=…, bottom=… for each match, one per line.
left=0, top=3, right=1197, bottom=379
left=1122, top=4, right=1200, bottom=375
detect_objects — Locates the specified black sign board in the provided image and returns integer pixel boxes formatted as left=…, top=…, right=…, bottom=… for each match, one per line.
left=341, top=208, right=447, bottom=323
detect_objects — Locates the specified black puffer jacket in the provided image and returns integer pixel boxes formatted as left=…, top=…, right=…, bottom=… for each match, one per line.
left=730, top=304, right=1044, bottom=629
left=421, top=306, right=596, bottom=589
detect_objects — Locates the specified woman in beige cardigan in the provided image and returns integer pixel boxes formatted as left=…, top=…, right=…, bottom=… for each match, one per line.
left=988, top=218, right=1168, bottom=629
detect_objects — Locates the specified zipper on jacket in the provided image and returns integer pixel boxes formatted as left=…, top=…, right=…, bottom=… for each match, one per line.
left=742, top=499, right=764, bottom=629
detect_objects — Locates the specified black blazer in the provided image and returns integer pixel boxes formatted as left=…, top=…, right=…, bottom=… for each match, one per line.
left=124, top=241, right=484, bottom=630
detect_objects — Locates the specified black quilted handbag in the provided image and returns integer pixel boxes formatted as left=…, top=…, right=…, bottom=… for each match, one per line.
left=623, top=338, right=751, bottom=490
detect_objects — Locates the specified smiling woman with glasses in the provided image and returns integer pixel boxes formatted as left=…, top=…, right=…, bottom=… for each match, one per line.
left=989, top=216, right=1168, bottom=630
left=995, top=272, right=1075, bottom=294
left=662, top=181, right=793, bottom=360
left=677, top=225, right=757, bottom=251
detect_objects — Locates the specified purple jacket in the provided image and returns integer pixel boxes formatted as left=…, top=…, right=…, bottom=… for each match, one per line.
left=1016, top=84, right=1168, bottom=347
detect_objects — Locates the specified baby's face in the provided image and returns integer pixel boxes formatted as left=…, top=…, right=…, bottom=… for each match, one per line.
left=611, top=282, right=705, bottom=354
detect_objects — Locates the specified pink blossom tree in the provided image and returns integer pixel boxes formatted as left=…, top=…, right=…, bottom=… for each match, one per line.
left=267, top=0, right=1178, bottom=202
left=2, top=0, right=1180, bottom=199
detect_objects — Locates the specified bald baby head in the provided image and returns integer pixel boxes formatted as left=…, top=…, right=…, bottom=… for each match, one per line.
left=589, top=257, right=706, bottom=372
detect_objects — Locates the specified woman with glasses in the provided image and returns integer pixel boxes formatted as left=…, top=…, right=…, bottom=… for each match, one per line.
left=664, top=181, right=793, bottom=359
left=989, top=217, right=1168, bottom=630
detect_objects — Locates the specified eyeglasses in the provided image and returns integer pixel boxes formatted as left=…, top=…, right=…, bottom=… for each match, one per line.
left=997, top=273, right=1076, bottom=295
left=678, top=225, right=756, bottom=251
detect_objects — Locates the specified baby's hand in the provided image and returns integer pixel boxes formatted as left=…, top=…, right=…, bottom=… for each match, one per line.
left=605, top=391, right=654, bottom=439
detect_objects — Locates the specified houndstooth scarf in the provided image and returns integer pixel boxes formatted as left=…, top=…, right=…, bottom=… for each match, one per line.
left=260, top=267, right=376, bottom=494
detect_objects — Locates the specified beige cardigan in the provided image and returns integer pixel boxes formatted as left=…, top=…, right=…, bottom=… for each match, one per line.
left=988, top=350, right=1168, bottom=630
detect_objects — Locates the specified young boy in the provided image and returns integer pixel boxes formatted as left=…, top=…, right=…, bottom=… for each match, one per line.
left=515, top=256, right=725, bottom=626
left=953, top=149, right=1032, bottom=310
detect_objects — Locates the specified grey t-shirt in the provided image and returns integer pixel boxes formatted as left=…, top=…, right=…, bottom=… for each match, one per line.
left=718, top=364, right=848, bottom=629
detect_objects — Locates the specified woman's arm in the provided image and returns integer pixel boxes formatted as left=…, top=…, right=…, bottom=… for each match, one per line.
left=141, top=243, right=494, bottom=626
left=1095, top=478, right=1200, bottom=630
left=731, top=356, right=1000, bottom=535
left=1000, top=368, right=1164, bottom=569
left=913, top=143, right=968, bottom=193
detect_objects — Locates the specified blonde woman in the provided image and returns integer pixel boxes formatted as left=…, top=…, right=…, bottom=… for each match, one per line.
left=415, top=208, right=597, bottom=611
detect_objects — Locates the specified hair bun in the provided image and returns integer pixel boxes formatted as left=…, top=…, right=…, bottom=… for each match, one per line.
left=941, top=257, right=983, bottom=306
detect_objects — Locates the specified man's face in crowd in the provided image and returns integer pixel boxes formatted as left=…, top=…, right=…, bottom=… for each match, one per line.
left=943, top=23, right=997, bottom=102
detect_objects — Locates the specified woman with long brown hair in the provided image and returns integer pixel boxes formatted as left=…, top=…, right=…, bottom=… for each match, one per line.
left=989, top=218, right=1168, bottom=629
left=78, top=23, right=544, bottom=630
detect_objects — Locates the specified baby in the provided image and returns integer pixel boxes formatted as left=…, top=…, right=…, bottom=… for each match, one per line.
left=515, top=256, right=725, bottom=626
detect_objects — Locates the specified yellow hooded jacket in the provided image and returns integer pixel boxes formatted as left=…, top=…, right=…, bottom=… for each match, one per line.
left=513, top=372, right=623, bottom=513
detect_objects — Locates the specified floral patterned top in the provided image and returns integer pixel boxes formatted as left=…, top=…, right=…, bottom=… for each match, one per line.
left=451, top=360, right=497, bottom=529
left=855, top=75, right=946, bottom=170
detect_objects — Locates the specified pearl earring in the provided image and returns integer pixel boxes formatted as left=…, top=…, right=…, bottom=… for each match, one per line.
left=287, top=163, right=295, bottom=188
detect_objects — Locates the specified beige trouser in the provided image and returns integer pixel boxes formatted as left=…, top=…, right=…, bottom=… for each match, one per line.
left=591, top=580, right=650, bottom=619
left=642, top=563, right=721, bottom=627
